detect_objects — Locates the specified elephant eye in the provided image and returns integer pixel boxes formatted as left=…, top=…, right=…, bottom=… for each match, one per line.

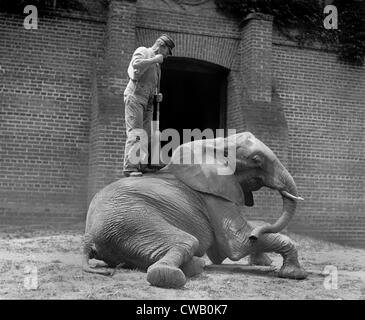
left=252, top=155, right=261, bottom=164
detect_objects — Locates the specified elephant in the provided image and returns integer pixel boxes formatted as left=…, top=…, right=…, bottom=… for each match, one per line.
left=82, top=132, right=308, bottom=288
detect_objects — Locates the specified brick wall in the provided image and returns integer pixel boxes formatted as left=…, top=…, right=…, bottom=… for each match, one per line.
left=87, top=0, right=136, bottom=202
left=0, top=10, right=105, bottom=224
left=236, top=14, right=289, bottom=163
left=135, top=6, right=240, bottom=69
left=272, top=29, right=365, bottom=246
left=0, top=0, right=364, bottom=246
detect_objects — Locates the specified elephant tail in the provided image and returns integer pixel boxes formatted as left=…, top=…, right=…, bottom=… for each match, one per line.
left=82, top=234, right=111, bottom=275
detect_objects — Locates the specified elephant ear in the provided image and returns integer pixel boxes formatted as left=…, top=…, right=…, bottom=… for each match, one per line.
left=163, top=139, right=246, bottom=206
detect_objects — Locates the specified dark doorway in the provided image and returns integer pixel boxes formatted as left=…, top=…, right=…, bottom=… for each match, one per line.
left=159, top=57, right=229, bottom=145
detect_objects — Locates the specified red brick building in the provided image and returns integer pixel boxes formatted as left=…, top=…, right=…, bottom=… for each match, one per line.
left=0, top=0, right=364, bottom=246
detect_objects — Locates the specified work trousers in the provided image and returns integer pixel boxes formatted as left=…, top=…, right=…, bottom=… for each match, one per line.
left=123, top=94, right=153, bottom=171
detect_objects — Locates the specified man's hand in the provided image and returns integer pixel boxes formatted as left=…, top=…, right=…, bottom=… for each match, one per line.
left=155, top=93, right=163, bottom=103
left=154, top=54, right=164, bottom=64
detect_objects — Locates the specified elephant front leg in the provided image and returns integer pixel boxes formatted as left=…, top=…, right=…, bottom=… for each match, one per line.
left=248, top=252, right=273, bottom=266
left=181, top=257, right=206, bottom=277
left=252, top=233, right=308, bottom=280
left=147, top=236, right=200, bottom=288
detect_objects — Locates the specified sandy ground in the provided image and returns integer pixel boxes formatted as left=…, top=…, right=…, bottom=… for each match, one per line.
left=0, top=223, right=364, bottom=300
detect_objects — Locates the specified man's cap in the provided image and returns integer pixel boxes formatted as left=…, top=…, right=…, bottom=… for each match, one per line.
left=158, top=34, right=175, bottom=55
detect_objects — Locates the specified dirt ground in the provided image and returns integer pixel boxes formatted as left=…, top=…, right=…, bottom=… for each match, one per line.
left=0, top=223, right=364, bottom=300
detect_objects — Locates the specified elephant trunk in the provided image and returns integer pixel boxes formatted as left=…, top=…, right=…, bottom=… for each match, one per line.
left=249, top=166, right=303, bottom=240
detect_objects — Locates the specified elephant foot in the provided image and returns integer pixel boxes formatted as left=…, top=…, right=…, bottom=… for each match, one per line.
left=248, top=253, right=273, bottom=266
left=278, top=264, right=308, bottom=280
left=83, top=264, right=113, bottom=276
left=278, top=254, right=308, bottom=280
left=147, top=262, right=186, bottom=288
left=181, top=257, right=205, bottom=277
left=90, top=260, right=109, bottom=268
left=82, top=254, right=112, bottom=276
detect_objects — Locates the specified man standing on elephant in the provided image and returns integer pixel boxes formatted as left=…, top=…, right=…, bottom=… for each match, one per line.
left=123, top=34, right=175, bottom=177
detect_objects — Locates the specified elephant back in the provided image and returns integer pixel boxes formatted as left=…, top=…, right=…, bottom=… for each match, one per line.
left=86, top=173, right=214, bottom=255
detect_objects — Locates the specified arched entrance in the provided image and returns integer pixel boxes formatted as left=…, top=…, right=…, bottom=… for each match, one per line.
left=159, top=57, right=229, bottom=144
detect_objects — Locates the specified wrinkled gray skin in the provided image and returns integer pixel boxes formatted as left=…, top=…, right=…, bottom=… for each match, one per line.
left=83, top=132, right=308, bottom=288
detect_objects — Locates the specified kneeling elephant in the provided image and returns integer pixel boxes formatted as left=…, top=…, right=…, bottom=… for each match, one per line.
left=83, top=132, right=308, bottom=288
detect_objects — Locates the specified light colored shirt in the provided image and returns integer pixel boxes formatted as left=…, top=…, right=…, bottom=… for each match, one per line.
left=124, top=47, right=161, bottom=104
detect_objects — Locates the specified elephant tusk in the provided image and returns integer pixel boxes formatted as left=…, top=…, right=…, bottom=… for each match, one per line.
left=281, top=191, right=304, bottom=201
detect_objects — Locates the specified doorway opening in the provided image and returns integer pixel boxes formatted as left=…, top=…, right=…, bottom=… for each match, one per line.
left=159, top=57, right=229, bottom=147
